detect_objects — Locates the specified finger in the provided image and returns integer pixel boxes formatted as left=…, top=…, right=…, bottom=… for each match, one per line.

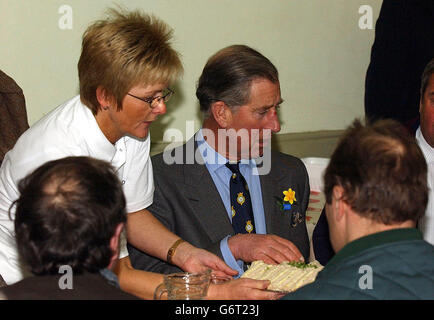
left=239, top=279, right=286, bottom=300
left=248, top=236, right=300, bottom=264
left=248, top=288, right=286, bottom=300
left=271, top=292, right=287, bottom=300
left=261, top=256, right=280, bottom=265
left=238, top=278, right=270, bottom=290
left=209, top=258, right=238, bottom=277
left=259, top=247, right=298, bottom=265
left=254, top=247, right=291, bottom=264
left=269, top=236, right=304, bottom=262
left=239, top=279, right=284, bottom=300
left=210, top=273, right=233, bottom=284
left=255, top=238, right=301, bottom=263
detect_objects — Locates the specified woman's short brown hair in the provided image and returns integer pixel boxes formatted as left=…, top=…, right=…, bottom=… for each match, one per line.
left=78, top=8, right=183, bottom=114
left=324, top=119, right=428, bottom=225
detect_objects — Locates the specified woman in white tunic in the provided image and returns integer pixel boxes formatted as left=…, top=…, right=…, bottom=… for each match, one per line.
left=0, top=8, right=237, bottom=298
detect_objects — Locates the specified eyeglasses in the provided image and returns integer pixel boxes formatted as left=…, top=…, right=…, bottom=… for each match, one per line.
left=127, top=88, right=174, bottom=109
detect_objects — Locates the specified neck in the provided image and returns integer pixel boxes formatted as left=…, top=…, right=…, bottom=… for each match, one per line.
left=202, top=119, right=240, bottom=161
left=95, top=112, right=121, bottom=144
left=346, top=213, right=415, bottom=245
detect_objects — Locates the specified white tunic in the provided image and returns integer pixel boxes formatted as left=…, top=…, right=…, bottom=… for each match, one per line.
left=0, top=95, right=154, bottom=284
left=416, top=127, right=434, bottom=245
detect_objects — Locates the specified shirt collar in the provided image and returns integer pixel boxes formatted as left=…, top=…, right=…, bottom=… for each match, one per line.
left=76, top=97, right=117, bottom=159
left=326, top=228, right=423, bottom=268
left=196, top=128, right=256, bottom=173
left=416, top=127, right=434, bottom=164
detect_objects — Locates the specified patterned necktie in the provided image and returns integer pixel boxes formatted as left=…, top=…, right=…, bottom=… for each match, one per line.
left=225, top=162, right=256, bottom=234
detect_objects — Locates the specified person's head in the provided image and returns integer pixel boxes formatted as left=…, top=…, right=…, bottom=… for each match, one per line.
left=324, top=119, right=428, bottom=251
left=419, top=58, right=434, bottom=148
left=78, top=8, right=183, bottom=142
left=13, top=156, right=126, bottom=275
left=197, top=45, right=281, bottom=159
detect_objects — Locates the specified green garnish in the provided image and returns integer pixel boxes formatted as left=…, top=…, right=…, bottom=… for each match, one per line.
left=285, top=261, right=318, bottom=269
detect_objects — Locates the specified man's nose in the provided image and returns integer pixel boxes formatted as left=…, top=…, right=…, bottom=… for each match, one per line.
left=266, top=108, right=281, bottom=133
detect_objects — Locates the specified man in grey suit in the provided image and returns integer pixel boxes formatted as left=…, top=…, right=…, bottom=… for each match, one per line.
left=128, top=45, right=310, bottom=277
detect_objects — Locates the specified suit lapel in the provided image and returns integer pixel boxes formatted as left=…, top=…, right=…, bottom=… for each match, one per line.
left=180, top=138, right=234, bottom=242
left=259, top=154, right=291, bottom=235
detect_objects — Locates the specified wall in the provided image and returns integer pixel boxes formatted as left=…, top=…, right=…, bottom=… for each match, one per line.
left=0, top=0, right=382, bottom=154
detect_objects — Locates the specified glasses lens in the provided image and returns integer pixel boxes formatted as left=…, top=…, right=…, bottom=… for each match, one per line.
left=150, top=89, right=173, bottom=108
left=163, top=89, right=173, bottom=102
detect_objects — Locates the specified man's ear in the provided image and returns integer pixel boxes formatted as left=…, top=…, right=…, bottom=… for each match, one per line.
left=210, top=101, right=232, bottom=128
left=332, top=185, right=348, bottom=222
left=108, top=223, right=124, bottom=268
left=96, top=86, right=115, bottom=109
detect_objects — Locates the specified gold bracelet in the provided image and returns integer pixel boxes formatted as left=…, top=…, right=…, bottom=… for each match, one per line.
left=167, top=238, right=186, bottom=265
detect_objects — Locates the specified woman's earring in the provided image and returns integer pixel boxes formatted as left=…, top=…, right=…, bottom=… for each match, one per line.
left=102, top=106, right=109, bottom=111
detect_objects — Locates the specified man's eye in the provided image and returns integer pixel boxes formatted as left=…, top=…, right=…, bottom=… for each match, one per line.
left=255, top=105, right=281, bottom=116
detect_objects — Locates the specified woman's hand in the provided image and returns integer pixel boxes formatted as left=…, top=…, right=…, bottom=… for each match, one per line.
left=207, top=278, right=284, bottom=300
left=173, top=242, right=238, bottom=278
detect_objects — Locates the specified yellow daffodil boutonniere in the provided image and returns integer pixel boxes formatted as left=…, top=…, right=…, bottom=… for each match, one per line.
left=283, top=188, right=296, bottom=205
left=275, top=188, right=297, bottom=212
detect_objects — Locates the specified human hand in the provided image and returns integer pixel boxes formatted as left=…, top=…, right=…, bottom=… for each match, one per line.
left=173, top=242, right=238, bottom=278
left=207, top=278, right=284, bottom=300
left=228, top=234, right=304, bottom=264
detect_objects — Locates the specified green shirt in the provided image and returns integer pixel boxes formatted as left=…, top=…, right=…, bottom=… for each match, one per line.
left=282, top=228, right=434, bottom=300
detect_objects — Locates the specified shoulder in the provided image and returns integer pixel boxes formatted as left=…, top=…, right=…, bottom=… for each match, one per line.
left=271, top=150, right=305, bottom=168
left=0, top=273, right=139, bottom=300
left=151, top=141, right=197, bottom=173
left=267, top=150, right=308, bottom=179
left=12, top=96, right=85, bottom=151
left=72, top=273, right=140, bottom=300
left=380, top=239, right=434, bottom=266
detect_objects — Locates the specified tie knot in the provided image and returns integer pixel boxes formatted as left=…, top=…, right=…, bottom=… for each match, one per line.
left=225, top=162, right=240, bottom=174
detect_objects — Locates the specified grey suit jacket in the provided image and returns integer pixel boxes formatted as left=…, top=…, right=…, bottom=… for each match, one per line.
left=128, top=136, right=310, bottom=274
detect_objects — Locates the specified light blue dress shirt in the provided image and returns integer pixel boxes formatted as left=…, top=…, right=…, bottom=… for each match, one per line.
left=196, top=129, right=266, bottom=277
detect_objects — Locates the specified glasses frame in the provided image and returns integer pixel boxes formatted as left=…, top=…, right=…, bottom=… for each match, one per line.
left=127, top=87, right=174, bottom=109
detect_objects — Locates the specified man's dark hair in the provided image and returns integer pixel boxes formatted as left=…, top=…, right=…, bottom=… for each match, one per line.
left=324, top=119, right=428, bottom=225
left=13, top=156, right=126, bottom=275
left=421, top=58, right=434, bottom=97
left=196, top=44, right=279, bottom=117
